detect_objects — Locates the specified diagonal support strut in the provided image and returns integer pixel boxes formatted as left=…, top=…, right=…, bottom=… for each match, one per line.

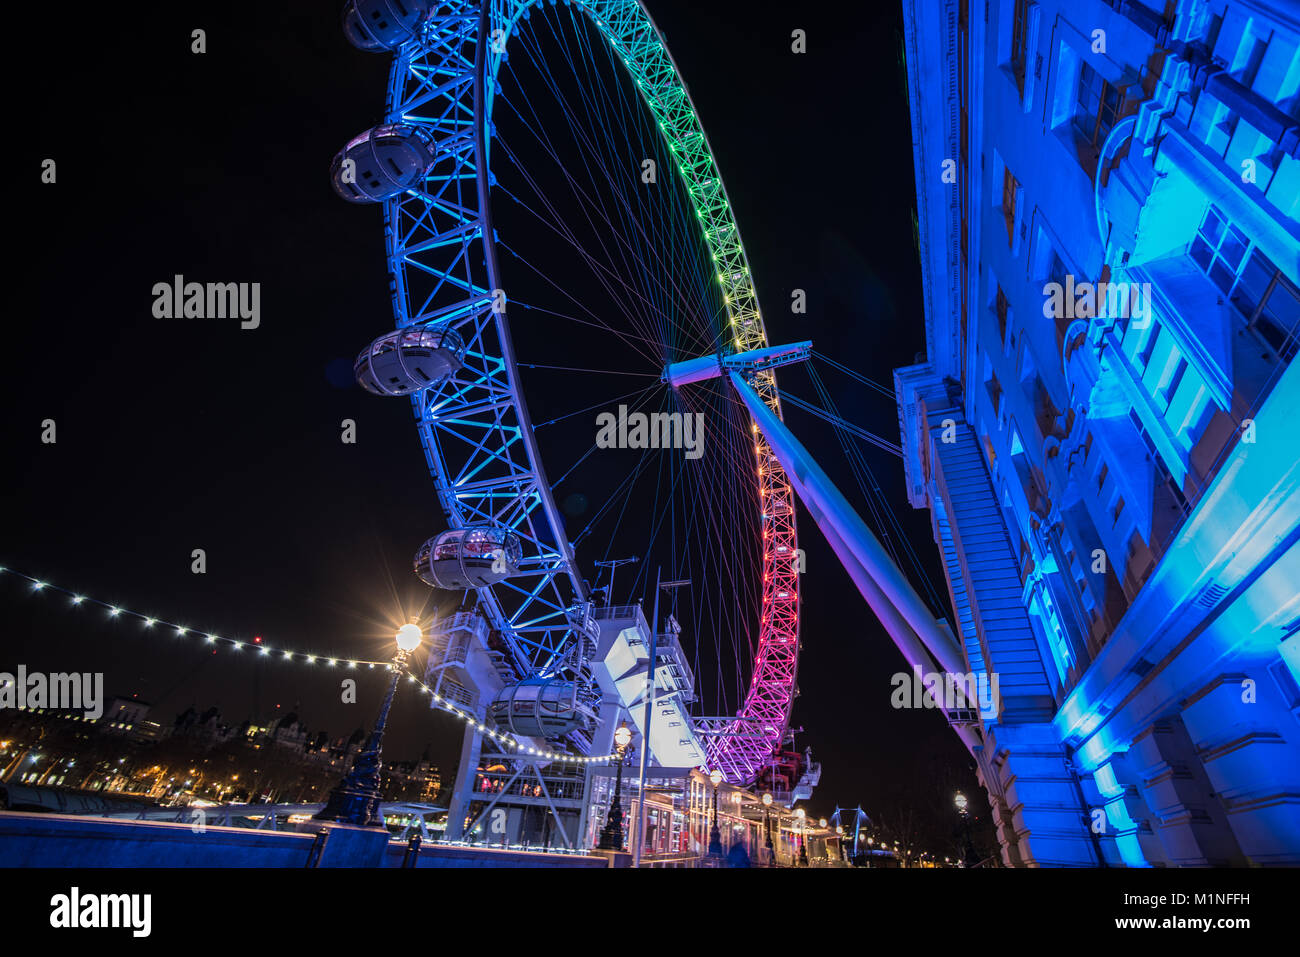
left=664, top=343, right=969, bottom=681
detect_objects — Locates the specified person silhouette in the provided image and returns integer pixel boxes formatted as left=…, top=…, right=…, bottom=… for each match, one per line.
left=726, top=837, right=751, bottom=868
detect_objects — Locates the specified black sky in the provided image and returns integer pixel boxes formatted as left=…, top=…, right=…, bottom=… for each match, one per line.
left=4, top=1, right=985, bottom=852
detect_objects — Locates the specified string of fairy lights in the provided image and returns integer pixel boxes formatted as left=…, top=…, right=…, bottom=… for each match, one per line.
left=0, top=566, right=618, bottom=765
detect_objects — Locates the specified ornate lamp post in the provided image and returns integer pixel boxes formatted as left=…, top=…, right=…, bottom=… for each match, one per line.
left=955, top=790, right=978, bottom=867
left=795, top=807, right=808, bottom=866
left=598, top=722, right=633, bottom=850
left=707, top=769, right=724, bottom=859
left=314, top=622, right=422, bottom=827
left=761, top=792, right=775, bottom=866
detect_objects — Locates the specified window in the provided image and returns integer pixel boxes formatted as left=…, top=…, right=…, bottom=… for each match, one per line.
left=1191, top=206, right=1300, bottom=362
left=1114, top=312, right=1130, bottom=342
left=1268, top=656, right=1300, bottom=712
left=1236, top=251, right=1300, bottom=362
left=996, top=285, right=1010, bottom=345
left=1018, top=532, right=1034, bottom=578
left=1049, top=249, right=1070, bottom=288
left=1190, top=205, right=1249, bottom=294
left=1128, top=408, right=1188, bottom=509
left=1048, top=249, right=1070, bottom=325
left=1135, top=320, right=1160, bottom=370
left=986, top=371, right=1004, bottom=415
left=1011, top=0, right=1030, bottom=97
left=1128, top=408, right=1157, bottom=459
left=1155, top=356, right=1187, bottom=412
left=1074, top=62, right=1122, bottom=149
left=1160, top=457, right=1188, bottom=509
left=1002, top=167, right=1019, bottom=246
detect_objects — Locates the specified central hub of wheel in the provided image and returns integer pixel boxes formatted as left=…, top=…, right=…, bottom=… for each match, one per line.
left=663, top=341, right=814, bottom=388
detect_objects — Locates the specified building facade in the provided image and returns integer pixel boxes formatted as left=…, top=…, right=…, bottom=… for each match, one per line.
left=897, top=0, right=1299, bottom=865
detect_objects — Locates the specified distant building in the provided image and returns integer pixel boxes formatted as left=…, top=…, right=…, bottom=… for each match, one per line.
left=98, top=696, right=154, bottom=741
left=266, top=712, right=310, bottom=753
left=172, top=706, right=234, bottom=749
left=898, top=0, right=1299, bottom=865
left=381, top=758, right=442, bottom=804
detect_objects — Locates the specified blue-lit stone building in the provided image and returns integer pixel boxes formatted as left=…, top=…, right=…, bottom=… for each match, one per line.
left=896, top=0, right=1299, bottom=865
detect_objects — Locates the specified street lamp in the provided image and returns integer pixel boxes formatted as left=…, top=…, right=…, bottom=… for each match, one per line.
left=314, top=621, right=422, bottom=827
left=954, top=790, right=978, bottom=868
left=707, top=769, right=724, bottom=859
left=795, top=807, right=808, bottom=866
left=761, top=792, right=776, bottom=866
left=598, top=722, right=633, bottom=850
left=395, top=623, right=423, bottom=654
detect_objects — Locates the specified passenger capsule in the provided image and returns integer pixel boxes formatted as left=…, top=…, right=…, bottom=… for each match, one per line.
left=330, top=123, right=436, bottom=203
left=414, top=527, right=523, bottom=590
left=354, top=324, right=466, bottom=395
left=488, top=676, right=591, bottom=738
left=342, top=0, right=433, bottom=52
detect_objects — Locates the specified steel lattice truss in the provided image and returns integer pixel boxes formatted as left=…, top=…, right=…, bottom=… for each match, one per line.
left=381, top=0, right=800, bottom=778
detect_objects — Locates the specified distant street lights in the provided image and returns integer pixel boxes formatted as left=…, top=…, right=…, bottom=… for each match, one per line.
left=598, top=722, right=633, bottom=850
left=314, top=622, right=422, bottom=827
left=707, top=769, right=724, bottom=859
left=762, top=792, right=775, bottom=866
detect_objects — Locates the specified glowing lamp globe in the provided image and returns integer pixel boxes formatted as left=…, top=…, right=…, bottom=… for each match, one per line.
left=954, top=791, right=968, bottom=812
left=762, top=792, right=773, bottom=807
left=819, top=818, right=828, bottom=828
left=395, top=623, right=423, bottom=653
left=614, top=723, right=632, bottom=749
left=709, top=769, right=723, bottom=788
left=795, top=807, right=805, bottom=820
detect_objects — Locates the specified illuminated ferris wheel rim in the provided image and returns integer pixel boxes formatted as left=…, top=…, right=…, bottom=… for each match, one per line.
left=380, top=0, right=801, bottom=781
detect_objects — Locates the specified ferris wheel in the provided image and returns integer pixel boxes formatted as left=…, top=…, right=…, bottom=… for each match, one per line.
left=331, top=0, right=802, bottom=790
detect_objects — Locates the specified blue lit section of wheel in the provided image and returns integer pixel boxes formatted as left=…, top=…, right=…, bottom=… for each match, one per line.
left=335, top=0, right=801, bottom=777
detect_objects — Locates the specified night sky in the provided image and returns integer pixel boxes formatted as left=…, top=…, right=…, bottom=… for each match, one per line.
left=5, top=1, right=985, bottom=851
